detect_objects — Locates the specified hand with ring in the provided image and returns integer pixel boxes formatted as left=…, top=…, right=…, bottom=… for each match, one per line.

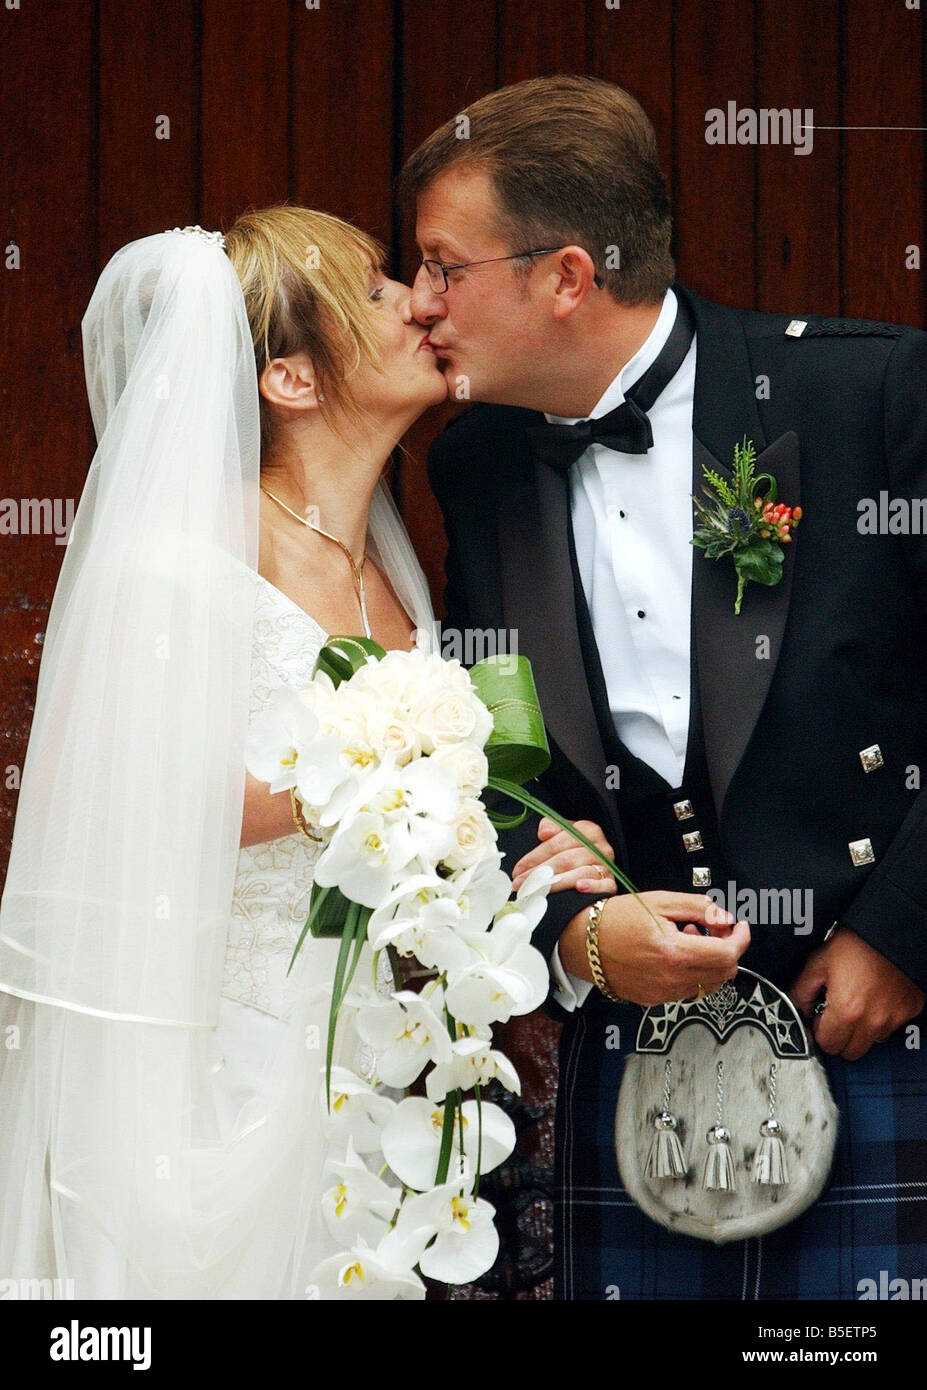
left=511, top=816, right=619, bottom=895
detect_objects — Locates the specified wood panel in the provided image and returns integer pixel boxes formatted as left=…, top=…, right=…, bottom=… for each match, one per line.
left=673, top=0, right=756, bottom=304
left=97, top=0, right=198, bottom=262
left=756, top=0, right=841, bottom=313
left=497, top=0, right=587, bottom=79
left=0, top=0, right=95, bottom=871
left=842, top=0, right=925, bottom=324
left=200, top=0, right=290, bottom=226
left=587, top=0, right=674, bottom=202
left=290, top=0, right=395, bottom=246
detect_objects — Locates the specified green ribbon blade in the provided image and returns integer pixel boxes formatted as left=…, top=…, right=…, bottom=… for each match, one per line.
left=325, top=900, right=361, bottom=1111
left=313, top=635, right=387, bottom=687
left=468, top=653, right=551, bottom=785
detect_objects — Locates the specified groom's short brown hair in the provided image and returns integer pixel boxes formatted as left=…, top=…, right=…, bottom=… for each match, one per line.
left=398, top=74, right=675, bottom=305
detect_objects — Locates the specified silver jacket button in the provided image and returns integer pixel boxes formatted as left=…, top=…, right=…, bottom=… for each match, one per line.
left=859, top=744, right=884, bottom=773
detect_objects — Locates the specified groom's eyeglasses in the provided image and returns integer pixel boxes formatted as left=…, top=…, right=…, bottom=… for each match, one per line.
left=417, top=247, right=605, bottom=293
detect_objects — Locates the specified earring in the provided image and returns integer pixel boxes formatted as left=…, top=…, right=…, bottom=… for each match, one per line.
left=753, top=1061, right=789, bottom=1186
left=645, top=1058, right=687, bottom=1179
left=317, top=391, right=325, bottom=402
left=703, top=1059, right=737, bottom=1192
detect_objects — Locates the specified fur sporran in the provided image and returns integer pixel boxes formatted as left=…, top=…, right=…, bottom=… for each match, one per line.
left=614, top=968, right=838, bottom=1243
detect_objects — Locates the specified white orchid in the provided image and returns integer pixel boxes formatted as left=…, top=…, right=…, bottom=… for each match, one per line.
left=444, top=913, right=550, bottom=1028
left=496, top=861, right=556, bottom=930
left=380, top=1096, right=516, bottom=1192
left=320, top=1138, right=400, bottom=1247
left=310, top=1231, right=427, bottom=1301
left=313, top=808, right=410, bottom=909
left=386, top=759, right=459, bottom=867
left=365, top=859, right=512, bottom=972
left=365, top=873, right=473, bottom=973
left=391, top=1177, right=500, bottom=1285
left=425, top=1033, right=521, bottom=1103
left=245, top=685, right=353, bottom=807
left=354, top=986, right=454, bottom=1088
left=321, top=1067, right=397, bottom=1154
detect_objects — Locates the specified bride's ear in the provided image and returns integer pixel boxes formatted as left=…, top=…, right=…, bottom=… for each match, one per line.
left=258, top=352, right=324, bottom=414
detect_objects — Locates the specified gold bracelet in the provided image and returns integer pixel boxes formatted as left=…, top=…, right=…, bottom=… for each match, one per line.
left=290, top=786, right=322, bottom=842
left=585, top=897, right=624, bottom=1003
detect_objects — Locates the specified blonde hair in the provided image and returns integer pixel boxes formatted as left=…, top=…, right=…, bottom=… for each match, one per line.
left=223, top=203, right=386, bottom=454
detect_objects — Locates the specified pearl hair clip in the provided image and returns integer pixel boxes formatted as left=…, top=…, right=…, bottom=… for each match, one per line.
left=166, top=224, right=227, bottom=250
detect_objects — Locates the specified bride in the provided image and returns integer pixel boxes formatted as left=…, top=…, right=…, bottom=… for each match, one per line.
left=0, top=205, right=615, bottom=1299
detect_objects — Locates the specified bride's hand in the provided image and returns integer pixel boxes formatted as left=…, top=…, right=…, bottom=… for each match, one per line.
left=511, top=817, right=618, bottom=895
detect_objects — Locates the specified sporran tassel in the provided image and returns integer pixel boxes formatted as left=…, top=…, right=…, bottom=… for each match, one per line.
left=753, top=1062, right=789, bottom=1186
left=703, top=1059, right=737, bottom=1192
left=646, top=1059, right=687, bottom=1179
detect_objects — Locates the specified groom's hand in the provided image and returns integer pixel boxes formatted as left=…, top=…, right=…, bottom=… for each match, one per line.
left=789, top=927, right=926, bottom=1060
left=558, top=890, right=750, bottom=1006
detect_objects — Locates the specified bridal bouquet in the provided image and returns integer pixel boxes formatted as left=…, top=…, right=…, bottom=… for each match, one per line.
left=246, top=636, right=633, bottom=1298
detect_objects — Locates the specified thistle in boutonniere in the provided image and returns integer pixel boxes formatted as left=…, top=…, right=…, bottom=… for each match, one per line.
left=691, top=435, right=802, bottom=615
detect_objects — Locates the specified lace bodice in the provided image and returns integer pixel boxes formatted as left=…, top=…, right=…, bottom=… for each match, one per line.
left=223, top=576, right=330, bottom=1019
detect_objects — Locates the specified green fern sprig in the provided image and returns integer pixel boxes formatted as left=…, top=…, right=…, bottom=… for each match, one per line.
left=701, top=466, right=737, bottom=507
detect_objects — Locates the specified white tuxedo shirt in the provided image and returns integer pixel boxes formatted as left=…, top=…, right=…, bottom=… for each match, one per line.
left=547, top=288, right=699, bottom=1008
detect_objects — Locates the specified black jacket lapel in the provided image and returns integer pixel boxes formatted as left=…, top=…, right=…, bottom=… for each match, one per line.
left=494, top=441, right=624, bottom=846
left=677, top=281, right=802, bottom=818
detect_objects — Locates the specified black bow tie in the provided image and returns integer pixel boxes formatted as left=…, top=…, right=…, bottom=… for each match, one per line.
left=526, top=292, right=696, bottom=475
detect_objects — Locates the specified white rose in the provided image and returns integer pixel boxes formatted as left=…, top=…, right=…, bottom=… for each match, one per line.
left=443, top=797, right=498, bottom=871
left=368, top=706, right=423, bottom=765
left=429, top=741, right=489, bottom=796
left=351, top=650, right=424, bottom=706
left=411, top=688, right=493, bottom=752
left=424, top=654, right=472, bottom=693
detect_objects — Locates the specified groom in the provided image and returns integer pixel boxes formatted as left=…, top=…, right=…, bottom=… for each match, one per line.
left=400, top=74, right=927, bottom=1299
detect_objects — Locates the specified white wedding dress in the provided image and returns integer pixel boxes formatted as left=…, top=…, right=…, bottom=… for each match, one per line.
left=0, top=573, right=425, bottom=1301
left=194, top=573, right=383, bottom=1298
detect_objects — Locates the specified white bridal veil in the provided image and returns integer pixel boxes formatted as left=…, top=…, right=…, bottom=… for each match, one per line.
left=0, top=226, right=436, bottom=1296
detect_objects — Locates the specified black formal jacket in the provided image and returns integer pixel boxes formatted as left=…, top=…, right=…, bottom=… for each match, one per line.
left=426, top=279, right=927, bottom=1016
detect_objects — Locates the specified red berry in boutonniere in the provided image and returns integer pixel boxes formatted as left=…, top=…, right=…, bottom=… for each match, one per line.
left=691, top=435, right=802, bottom=615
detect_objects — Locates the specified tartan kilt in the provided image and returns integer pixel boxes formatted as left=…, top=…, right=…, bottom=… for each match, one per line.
left=554, top=994, right=927, bottom=1300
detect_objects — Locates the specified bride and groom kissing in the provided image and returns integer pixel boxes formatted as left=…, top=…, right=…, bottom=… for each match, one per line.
left=2, top=71, right=926, bottom=1301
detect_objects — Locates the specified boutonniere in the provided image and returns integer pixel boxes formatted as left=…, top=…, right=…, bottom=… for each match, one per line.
left=691, top=435, right=802, bottom=614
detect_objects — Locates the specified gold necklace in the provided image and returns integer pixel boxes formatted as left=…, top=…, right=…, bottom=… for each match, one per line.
left=260, top=484, right=372, bottom=638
